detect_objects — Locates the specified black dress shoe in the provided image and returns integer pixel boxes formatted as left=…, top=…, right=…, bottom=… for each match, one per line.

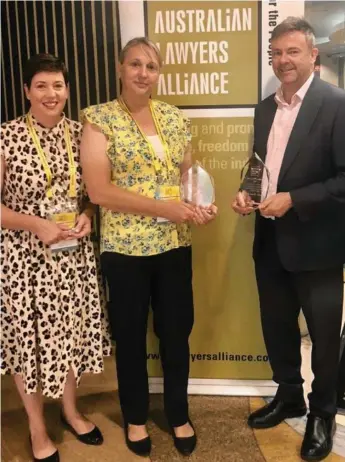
left=61, top=413, right=103, bottom=445
left=301, top=415, right=336, bottom=461
left=171, top=419, right=197, bottom=456
left=248, top=399, right=307, bottom=429
left=29, top=436, right=60, bottom=462
left=124, top=423, right=151, bottom=457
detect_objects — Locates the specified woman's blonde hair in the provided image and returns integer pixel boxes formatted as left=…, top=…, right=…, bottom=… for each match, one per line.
left=119, top=37, right=163, bottom=68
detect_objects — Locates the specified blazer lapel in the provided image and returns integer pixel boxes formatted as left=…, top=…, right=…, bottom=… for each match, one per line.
left=257, top=97, right=276, bottom=163
left=278, top=78, right=324, bottom=184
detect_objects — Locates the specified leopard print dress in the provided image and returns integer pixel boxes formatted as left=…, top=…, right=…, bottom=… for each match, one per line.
left=1, top=114, right=112, bottom=398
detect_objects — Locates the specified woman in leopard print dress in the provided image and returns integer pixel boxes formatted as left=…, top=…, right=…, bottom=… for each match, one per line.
left=1, top=54, right=112, bottom=461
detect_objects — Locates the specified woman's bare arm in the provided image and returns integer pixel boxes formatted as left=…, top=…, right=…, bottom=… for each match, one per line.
left=80, top=122, right=195, bottom=223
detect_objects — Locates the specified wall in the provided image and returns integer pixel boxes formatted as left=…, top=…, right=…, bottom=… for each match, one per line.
left=320, top=53, right=339, bottom=86
left=1, top=1, right=120, bottom=122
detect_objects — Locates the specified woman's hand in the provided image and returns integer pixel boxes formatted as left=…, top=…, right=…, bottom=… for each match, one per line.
left=69, top=212, right=92, bottom=239
left=192, top=204, right=218, bottom=225
left=30, top=217, right=70, bottom=246
left=160, top=201, right=196, bottom=224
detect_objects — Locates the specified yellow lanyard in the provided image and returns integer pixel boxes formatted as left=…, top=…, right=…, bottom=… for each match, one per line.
left=118, top=98, right=174, bottom=175
left=26, top=113, right=76, bottom=199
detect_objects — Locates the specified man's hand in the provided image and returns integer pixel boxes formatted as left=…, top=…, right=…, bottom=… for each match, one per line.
left=231, top=190, right=255, bottom=215
left=258, top=192, right=292, bottom=218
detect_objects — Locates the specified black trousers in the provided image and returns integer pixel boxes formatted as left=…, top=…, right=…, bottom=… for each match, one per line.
left=255, top=219, right=343, bottom=418
left=101, top=246, right=194, bottom=426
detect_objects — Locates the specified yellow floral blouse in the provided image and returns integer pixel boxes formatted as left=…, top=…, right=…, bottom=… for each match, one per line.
left=82, top=99, right=192, bottom=256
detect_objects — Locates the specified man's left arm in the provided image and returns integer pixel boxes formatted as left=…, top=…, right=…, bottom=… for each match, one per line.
left=289, top=96, right=345, bottom=221
left=260, top=95, right=345, bottom=221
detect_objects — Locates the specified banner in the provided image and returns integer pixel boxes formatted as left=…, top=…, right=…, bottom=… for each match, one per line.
left=261, top=1, right=304, bottom=98
left=118, top=0, right=305, bottom=394
left=147, top=115, right=272, bottom=381
left=146, top=2, right=259, bottom=107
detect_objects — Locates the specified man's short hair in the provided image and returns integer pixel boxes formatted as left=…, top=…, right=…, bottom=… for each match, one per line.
left=271, top=17, right=316, bottom=48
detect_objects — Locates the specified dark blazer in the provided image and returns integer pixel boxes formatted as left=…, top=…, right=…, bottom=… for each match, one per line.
left=338, top=324, right=345, bottom=402
left=253, top=76, right=345, bottom=271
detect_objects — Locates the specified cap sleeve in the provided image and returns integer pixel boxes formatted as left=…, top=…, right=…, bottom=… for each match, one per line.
left=1, top=124, right=10, bottom=164
left=81, top=105, right=113, bottom=139
left=180, top=112, right=192, bottom=148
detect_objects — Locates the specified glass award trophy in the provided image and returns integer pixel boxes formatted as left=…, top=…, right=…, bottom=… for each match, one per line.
left=240, top=152, right=270, bottom=205
left=180, top=162, right=215, bottom=206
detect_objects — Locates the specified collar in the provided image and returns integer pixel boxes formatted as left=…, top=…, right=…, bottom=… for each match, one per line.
left=275, top=72, right=314, bottom=107
left=28, top=112, right=66, bottom=138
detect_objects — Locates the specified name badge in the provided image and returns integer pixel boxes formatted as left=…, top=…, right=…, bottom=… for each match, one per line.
left=157, top=185, right=180, bottom=201
left=50, top=211, right=78, bottom=253
left=157, top=185, right=180, bottom=223
left=51, top=211, right=77, bottom=229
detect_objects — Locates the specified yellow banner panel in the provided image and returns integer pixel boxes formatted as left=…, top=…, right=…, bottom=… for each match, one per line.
left=146, top=1, right=259, bottom=107
left=147, top=117, right=272, bottom=379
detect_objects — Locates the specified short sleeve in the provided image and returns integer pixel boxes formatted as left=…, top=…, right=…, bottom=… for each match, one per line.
left=1, top=125, right=9, bottom=164
left=81, top=105, right=113, bottom=139
left=180, top=112, right=192, bottom=148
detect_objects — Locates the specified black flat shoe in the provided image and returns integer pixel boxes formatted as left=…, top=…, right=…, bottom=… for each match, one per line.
left=61, top=412, right=103, bottom=445
left=301, top=415, right=336, bottom=461
left=248, top=399, right=307, bottom=429
left=171, top=419, right=197, bottom=456
left=124, top=423, right=151, bottom=457
left=29, top=436, right=60, bottom=462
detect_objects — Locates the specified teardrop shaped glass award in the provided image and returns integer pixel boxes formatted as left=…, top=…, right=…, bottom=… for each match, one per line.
left=180, top=162, right=215, bottom=206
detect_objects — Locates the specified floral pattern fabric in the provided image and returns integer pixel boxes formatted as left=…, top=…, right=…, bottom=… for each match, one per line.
left=82, top=99, right=192, bottom=256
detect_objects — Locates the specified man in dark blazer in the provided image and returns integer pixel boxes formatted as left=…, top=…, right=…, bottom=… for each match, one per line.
left=232, top=17, right=345, bottom=461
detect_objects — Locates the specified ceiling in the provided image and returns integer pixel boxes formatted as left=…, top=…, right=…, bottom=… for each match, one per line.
left=305, top=1, right=345, bottom=56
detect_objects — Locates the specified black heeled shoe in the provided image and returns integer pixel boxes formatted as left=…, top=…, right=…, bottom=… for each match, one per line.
left=60, top=412, right=103, bottom=445
left=124, top=423, right=151, bottom=457
left=29, top=436, right=60, bottom=462
left=171, top=419, right=197, bottom=456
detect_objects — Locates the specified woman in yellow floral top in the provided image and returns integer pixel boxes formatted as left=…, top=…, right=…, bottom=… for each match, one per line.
left=80, top=37, right=217, bottom=457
